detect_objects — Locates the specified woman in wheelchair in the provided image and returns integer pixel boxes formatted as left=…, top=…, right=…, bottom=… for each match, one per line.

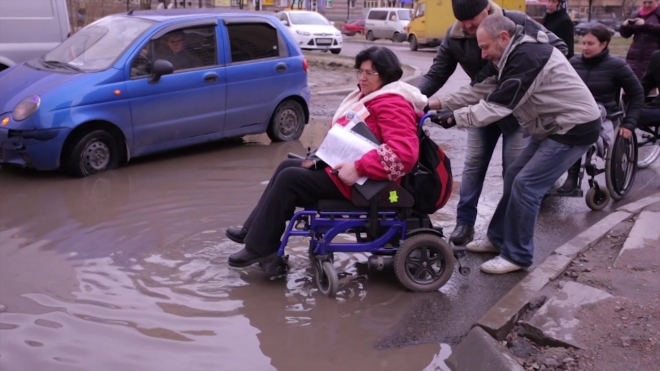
left=557, top=24, right=645, bottom=194
left=225, top=46, right=428, bottom=268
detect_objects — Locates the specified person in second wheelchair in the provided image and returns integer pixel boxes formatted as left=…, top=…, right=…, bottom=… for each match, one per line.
left=639, top=49, right=660, bottom=127
left=430, top=15, right=602, bottom=274
left=224, top=46, right=428, bottom=268
left=554, top=24, right=645, bottom=194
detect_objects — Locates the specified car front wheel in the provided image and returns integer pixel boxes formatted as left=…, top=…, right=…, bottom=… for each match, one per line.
left=331, top=48, right=341, bottom=54
left=267, top=100, right=305, bottom=142
left=65, top=129, right=120, bottom=178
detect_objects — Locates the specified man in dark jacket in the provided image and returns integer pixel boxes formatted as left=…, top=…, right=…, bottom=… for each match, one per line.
left=419, top=0, right=568, bottom=247
left=543, top=0, right=574, bottom=59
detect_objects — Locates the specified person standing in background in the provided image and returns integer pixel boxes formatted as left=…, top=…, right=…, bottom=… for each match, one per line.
left=543, top=0, right=574, bottom=59
left=620, top=0, right=660, bottom=79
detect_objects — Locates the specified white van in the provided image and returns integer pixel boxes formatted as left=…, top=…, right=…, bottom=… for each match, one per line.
left=364, top=7, right=411, bottom=43
left=0, top=0, right=71, bottom=72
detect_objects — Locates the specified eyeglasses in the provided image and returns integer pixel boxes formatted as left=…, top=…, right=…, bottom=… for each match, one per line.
left=356, top=69, right=379, bottom=78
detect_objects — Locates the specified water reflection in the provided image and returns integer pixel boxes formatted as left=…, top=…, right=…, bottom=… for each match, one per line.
left=0, top=133, right=456, bottom=371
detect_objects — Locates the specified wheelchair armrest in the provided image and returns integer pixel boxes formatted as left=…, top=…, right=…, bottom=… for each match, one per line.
left=607, top=111, right=625, bottom=120
left=350, top=182, right=415, bottom=208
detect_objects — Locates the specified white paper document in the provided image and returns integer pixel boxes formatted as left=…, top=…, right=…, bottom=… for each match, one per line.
left=315, top=125, right=379, bottom=185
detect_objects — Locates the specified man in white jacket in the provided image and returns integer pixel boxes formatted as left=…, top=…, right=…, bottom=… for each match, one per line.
left=430, top=15, right=602, bottom=274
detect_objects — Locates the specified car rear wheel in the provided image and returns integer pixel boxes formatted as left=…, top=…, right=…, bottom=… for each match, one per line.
left=409, top=35, right=419, bottom=51
left=367, top=31, right=375, bottom=41
left=331, top=48, right=341, bottom=55
left=65, top=129, right=120, bottom=178
left=267, top=100, right=305, bottom=142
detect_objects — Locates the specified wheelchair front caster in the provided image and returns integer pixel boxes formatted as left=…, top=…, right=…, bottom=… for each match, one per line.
left=315, top=260, right=339, bottom=298
left=394, top=233, right=455, bottom=292
left=585, top=186, right=610, bottom=211
left=459, top=267, right=471, bottom=276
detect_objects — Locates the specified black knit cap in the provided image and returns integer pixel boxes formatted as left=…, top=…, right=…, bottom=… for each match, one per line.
left=452, top=0, right=490, bottom=21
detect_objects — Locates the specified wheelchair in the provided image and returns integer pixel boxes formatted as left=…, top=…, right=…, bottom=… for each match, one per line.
left=262, top=113, right=470, bottom=298
left=546, top=107, right=638, bottom=211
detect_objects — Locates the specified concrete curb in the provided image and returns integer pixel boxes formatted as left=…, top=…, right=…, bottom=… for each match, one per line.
left=447, top=191, right=660, bottom=370
left=315, top=64, right=422, bottom=96
left=445, top=327, right=524, bottom=371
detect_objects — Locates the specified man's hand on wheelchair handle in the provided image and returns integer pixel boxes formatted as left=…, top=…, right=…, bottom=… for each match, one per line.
left=430, top=111, right=456, bottom=129
left=333, top=162, right=360, bottom=186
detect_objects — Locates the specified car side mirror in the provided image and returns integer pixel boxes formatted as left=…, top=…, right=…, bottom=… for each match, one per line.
left=330, top=21, right=335, bottom=26
left=282, top=20, right=289, bottom=26
left=150, top=59, right=174, bottom=84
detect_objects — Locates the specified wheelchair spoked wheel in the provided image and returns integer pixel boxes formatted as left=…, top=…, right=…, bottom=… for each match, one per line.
left=606, top=134, right=638, bottom=200
left=394, top=233, right=455, bottom=292
left=585, top=186, right=611, bottom=211
left=636, top=129, right=660, bottom=169
left=315, top=260, right=339, bottom=298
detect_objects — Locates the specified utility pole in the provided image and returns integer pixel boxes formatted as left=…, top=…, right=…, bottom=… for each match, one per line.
left=346, top=0, right=350, bottom=21
left=588, top=0, right=593, bottom=21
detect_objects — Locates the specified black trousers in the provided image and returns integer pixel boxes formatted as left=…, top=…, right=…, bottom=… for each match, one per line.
left=243, top=159, right=345, bottom=256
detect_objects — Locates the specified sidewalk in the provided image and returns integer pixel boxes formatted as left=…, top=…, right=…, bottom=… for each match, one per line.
left=446, top=192, right=660, bottom=371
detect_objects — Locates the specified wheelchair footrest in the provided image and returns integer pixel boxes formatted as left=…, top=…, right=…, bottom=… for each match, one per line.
left=545, top=188, right=584, bottom=198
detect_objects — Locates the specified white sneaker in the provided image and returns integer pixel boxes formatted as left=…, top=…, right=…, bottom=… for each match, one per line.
left=480, top=256, right=525, bottom=274
left=466, top=239, right=499, bottom=253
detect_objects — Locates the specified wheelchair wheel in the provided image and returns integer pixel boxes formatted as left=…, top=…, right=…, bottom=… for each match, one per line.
left=606, top=133, right=637, bottom=200
left=315, top=260, right=339, bottom=298
left=394, top=233, right=455, bottom=292
left=637, top=130, right=660, bottom=169
left=585, top=186, right=611, bottom=211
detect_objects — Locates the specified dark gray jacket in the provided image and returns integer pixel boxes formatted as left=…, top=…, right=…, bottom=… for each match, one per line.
left=417, top=2, right=568, bottom=133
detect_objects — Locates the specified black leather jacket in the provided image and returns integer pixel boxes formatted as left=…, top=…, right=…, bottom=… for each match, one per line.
left=417, top=7, right=568, bottom=133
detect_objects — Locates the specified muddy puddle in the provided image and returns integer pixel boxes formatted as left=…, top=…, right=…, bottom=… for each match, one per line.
left=0, top=119, right=484, bottom=371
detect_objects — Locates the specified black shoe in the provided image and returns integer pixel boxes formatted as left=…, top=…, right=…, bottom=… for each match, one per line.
left=450, top=224, right=475, bottom=246
left=226, top=227, right=247, bottom=244
left=557, top=175, right=578, bottom=194
left=228, top=248, right=274, bottom=267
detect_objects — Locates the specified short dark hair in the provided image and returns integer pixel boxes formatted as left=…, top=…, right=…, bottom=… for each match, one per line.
left=354, top=46, right=403, bottom=86
left=586, top=24, right=612, bottom=44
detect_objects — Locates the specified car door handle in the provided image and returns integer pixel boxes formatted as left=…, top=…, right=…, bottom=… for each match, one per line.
left=204, top=73, right=218, bottom=83
left=275, top=63, right=287, bottom=73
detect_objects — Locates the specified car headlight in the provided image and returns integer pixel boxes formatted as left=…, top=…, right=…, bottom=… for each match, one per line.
left=13, top=95, right=41, bottom=121
left=296, top=30, right=311, bottom=36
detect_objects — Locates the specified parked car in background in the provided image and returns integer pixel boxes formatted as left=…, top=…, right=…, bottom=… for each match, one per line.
left=0, top=9, right=311, bottom=177
left=275, top=10, right=343, bottom=54
left=575, top=21, right=616, bottom=36
left=597, top=18, right=622, bottom=32
left=364, top=7, right=411, bottom=43
left=340, top=18, right=365, bottom=36
left=0, top=0, right=71, bottom=72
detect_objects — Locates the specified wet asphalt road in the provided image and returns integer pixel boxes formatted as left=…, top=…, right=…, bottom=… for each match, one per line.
left=0, top=40, right=658, bottom=371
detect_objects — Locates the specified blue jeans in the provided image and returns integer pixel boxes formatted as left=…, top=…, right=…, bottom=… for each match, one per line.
left=456, top=125, right=528, bottom=226
left=486, top=138, right=592, bottom=267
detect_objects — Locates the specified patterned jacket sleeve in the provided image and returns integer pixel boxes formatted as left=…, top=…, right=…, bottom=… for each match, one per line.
left=354, top=97, right=419, bottom=181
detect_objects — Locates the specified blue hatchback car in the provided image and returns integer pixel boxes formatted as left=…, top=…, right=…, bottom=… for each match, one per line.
left=0, top=9, right=311, bottom=177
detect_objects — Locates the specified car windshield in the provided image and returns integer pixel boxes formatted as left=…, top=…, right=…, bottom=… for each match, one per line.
left=397, top=10, right=412, bottom=20
left=43, top=16, right=154, bottom=72
left=289, top=12, right=330, bottom=25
